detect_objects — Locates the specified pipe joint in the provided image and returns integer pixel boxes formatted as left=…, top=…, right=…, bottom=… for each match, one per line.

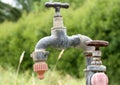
left=69, top=35, right=80, bottom=47
left=31, top=50, right=49, bottom=62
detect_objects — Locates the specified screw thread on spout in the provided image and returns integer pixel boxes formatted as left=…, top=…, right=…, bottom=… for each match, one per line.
left=53, top=16, right=64, bottom=29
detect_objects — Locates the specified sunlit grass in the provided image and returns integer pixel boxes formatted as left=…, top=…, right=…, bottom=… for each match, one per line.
left=0, top=66, right=85, bottom=85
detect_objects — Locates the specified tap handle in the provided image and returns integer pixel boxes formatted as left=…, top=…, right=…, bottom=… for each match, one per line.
left=86, top=40, right=109, bottom=50
left=45, top=2, right=69, bottom=12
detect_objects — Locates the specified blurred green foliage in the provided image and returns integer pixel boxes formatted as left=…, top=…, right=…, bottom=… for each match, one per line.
left=0, top=1, right=21, bottom=22
left=0, top=0, right=120, bottom=85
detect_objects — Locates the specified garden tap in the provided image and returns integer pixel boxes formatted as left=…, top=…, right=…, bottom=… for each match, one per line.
left=31, top=2, right=95, bottom=79
left=85, top=40, right=109, bottom=85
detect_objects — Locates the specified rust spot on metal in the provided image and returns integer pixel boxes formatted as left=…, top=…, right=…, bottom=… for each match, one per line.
left=86, top=40, right=109, bottom=47
left=86, top=40, right=109, bottom=50
left=84, top=51, right=92, bottom=57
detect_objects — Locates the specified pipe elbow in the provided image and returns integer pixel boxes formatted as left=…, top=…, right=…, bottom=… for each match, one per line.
left=76, top=34, right=95, bottom=51
left=32, top=36, right=54, bottom=62
left=68, top=35, right=80, bottom=47
left=35, top=36, right=53, bottom=50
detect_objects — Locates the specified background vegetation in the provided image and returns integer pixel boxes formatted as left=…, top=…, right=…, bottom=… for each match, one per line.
left=0, top=0, right=120, bottom=85
left=0, top=66, right=85, bottom=85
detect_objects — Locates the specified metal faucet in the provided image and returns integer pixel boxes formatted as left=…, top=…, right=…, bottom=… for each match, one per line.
left=31, top=2, right=108, bottom=85
left=31, top=2, right=94, bottom=79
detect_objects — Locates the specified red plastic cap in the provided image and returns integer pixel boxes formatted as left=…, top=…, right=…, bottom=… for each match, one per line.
left=33, top=62, right=48, bottom=79
left=91, top=73, right=108, bottom=85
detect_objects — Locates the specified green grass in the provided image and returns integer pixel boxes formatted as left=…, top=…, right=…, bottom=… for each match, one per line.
left=0, top=66, right=85, bottom=85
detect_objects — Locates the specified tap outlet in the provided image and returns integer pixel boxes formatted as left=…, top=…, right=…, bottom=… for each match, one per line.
left=33, top=62, right=48, bottom=79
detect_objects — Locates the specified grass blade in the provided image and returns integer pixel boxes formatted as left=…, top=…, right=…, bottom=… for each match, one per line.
left=15, top=51, right=25, bottom=85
